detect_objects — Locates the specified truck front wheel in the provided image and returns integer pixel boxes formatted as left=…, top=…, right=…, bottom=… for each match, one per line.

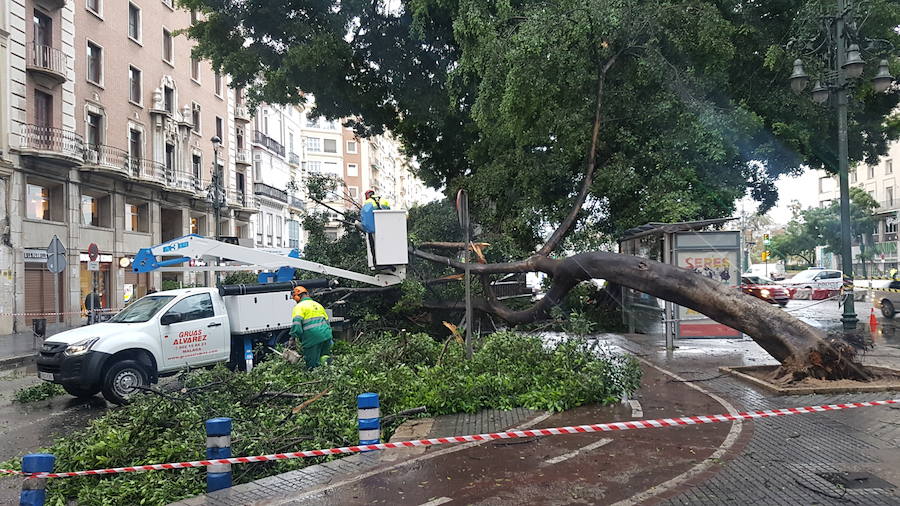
left=63, top=384, right=99, bottom=399
left=102, top=360, right=149, bottom=405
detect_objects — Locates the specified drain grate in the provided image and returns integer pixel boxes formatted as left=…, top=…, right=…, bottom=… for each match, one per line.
left=817, top=471, right=896, bottom=490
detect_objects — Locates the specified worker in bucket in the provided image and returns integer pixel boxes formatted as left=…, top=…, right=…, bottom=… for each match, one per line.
left=360, top=190, right=390, bottom=265
left=289, top=286, right=333, bottom=369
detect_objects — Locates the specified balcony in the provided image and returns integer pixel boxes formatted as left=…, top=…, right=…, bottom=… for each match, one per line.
left=82, top=144, right=129, bottom=176
left=129, top=157, right=166, bottom=186
left=235, top=149, right=252, bottom=166
left=878, top=200, right=899, bottom=212
left=18, top=124, right=83, bottom=165
left=234, top=105, right=251, bottom=123
left=289, top=196, right=305, bottom=210
left=254, top=182, right=288, bottom=203
left=227, top=189, right=257, bottom=211
left=26, top=44, right=69, bottom=84
left=288, top=152, right=300, bottom=166
left=167, top=171, right=199, bottom=194
left=252, top=131, right=285, bottom=157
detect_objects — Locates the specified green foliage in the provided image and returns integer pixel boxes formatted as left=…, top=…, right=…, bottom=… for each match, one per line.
left=390, top=280, right=426, bottom=314
left=221, top=271, right=259, bottom=286
left=179, top=0, right=900, bottom=251
left=13, top=382, right=65, bottom=403
left=3, top=332, right=640, bottom=505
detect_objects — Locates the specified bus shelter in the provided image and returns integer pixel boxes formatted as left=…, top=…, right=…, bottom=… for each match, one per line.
left=618, top=218, right=741, bottom=348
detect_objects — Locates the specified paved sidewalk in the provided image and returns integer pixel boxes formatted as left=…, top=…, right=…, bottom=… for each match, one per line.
left=0, top=322, right=79, bottom=370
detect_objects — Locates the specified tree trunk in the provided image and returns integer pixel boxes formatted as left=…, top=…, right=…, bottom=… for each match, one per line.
left=415, top=249, right=872, bottom=382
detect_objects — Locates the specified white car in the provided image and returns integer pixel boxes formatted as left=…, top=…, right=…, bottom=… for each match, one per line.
left=778, top=268, right=843, bottom=290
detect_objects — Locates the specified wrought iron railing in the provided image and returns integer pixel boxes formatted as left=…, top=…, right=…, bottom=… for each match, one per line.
left=253, top=130, right=285, bottom=157
left=129, top=157, right=166, bottom=184
left=82, top=144, right=128, bottom=171
left=20, top=124, right=83, bottom=160
left=234, top=105, right=250, bottom=121
left=289, top=152, right=300, bottom=166
left=254, top=182, right=288, bottom=203
left=26, top=43, right=69, bottom=77
left=290, top=196, right=305, bottom=210
left=235, top=149, right=251, bottom=165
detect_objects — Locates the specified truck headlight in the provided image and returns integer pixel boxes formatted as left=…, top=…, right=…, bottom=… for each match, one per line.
left=65, top=337, right=100, bottom=356
left=760, top=289, right=770, bottom=297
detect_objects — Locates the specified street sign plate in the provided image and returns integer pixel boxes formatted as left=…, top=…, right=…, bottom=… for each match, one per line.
left=88, top=243, right=99, bottom=261
left=456, top=189, right=469, bottom=230
left=46, top=235, right=67, bottom=274
left=88, top=260, right=100, bottom=271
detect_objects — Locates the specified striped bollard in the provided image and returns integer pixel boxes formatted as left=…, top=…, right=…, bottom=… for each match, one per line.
left=357, top=393, right=381, bottom=450
left=20, top=453, right=54, bottom=506
left=205, top=417, right=232, bottom=492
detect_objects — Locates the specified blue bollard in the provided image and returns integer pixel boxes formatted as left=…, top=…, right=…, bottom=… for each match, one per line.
left=357, top=393, right=381, bottom=449
left=20, top=453, right=54, bottom=506
left=205, top=417, right=232, bottom=492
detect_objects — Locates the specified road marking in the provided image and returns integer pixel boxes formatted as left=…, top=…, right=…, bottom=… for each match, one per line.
left=268, top=411, right=553, bottom=505
left=629, top=399, right=643, bottom=418
left=418, top=497, right=453, bottom=506
left=544, top=438, right=613, bottom=464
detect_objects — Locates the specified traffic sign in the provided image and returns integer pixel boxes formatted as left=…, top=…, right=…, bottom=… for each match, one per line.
left=46, top=235, right=67, bottom=274
left=88, top=243, right=99, bottom=261
left=88, top=261, right=100, bottom=271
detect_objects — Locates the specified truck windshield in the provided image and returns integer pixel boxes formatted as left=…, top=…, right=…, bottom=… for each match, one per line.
left=108, top=296, right=175, bottom=323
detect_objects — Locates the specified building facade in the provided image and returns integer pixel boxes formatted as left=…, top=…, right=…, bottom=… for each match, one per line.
left=1, top=0, right=256, bottom=331
left=815, top=142, right=900, bottom=273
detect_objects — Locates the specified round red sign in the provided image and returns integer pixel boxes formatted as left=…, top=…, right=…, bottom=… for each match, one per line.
left=88, top=243, right=99, bottom=261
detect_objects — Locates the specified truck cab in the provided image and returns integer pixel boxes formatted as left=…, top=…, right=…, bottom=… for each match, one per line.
left=37, top=288, right=233, bottom=404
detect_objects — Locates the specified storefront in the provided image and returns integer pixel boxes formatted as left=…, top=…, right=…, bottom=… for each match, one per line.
left=23, top=248, right=65, bottom=324
left=79, top=253, right=112, bottom=313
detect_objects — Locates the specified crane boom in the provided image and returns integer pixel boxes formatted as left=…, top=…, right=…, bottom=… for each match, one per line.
left=132, top=234, right=406, bottom=287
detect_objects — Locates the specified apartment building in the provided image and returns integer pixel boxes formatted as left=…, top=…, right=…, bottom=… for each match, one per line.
left=816, top=142, right=900, bottom=271
left=0, top=0, right=255, bottom=331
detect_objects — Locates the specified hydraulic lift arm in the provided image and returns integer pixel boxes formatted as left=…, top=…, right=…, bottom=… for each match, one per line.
left=132, top=234, right=406, bottom=287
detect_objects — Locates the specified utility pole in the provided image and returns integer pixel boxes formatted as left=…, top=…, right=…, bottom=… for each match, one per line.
left=209, top=135, right=224, bottom=285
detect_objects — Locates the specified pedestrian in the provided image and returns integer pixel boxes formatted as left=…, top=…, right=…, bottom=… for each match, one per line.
left=84, top=291, right=102, bottom=324
left=289, top=286, right=333, bottom=369
left=890, top=267, right=898, bottom=281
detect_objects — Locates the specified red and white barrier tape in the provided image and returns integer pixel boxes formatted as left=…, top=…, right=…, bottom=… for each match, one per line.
left=1, top=398, right=897, bottom=479
left=0, top=309, right=120, bottom=317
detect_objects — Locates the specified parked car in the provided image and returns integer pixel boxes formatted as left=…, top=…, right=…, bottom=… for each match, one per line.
left=741, top=276, right=790, bottom=307
left=872, top=281, right=900, bottom=318
left=777, top=268, right=844, bottom=291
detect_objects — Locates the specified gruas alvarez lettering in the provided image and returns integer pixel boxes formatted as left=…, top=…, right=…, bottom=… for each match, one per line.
left=171, top=329, right=207, bottom=346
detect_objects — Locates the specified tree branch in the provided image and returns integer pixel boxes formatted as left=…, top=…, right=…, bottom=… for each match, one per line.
left=535, top=51, right=621, bottom=257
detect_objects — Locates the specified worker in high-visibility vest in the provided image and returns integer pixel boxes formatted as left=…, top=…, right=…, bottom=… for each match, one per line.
left=289, top=286, right=333, bottom=369
left=360, top=190, right=391, bottom=233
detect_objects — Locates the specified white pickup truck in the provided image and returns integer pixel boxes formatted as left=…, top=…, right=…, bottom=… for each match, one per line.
left=36, top=287, right=295, bottom=404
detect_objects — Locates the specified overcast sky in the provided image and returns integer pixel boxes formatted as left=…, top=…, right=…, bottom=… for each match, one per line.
left=737, top=168, right=822, bottom=226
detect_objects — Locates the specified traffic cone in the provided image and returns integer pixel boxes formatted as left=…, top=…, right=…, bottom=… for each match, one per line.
left=870, top=308, right=878, bottom=334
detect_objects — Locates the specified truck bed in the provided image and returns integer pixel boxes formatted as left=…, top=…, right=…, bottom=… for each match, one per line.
left=223, top=292, right=295, bottom=335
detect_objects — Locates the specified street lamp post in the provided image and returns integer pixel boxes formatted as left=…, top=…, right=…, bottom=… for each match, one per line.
left=788, top=0, right=894, bottom=331
left=209, top=135, right=224, bottom=284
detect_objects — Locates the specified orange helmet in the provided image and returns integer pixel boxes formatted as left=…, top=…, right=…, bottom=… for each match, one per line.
left=365, top=189, right=375, bottom=199
left=292, top=286, right=308, bottom=302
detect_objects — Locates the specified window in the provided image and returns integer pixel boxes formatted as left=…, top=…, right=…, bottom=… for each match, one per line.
left=33, top=10, right=52, bottom=47
left=888, top=186, right=894, bottom=206
left=164, top=294, right=215, bottom=322
left=275, top=216, right=282, bottom=246
left=191, top=58, right=200, bottom=82
left=129, top=66, right=142, bottom=104
left=236, top=127, right=244, bottom=150
left=288, top=132, right=295, bottom=153
left=165, top=144, right=175, bottom=173
left=323, top=139, right=337, bottom=153
left=850, top=169, right=857, bottom=184
left=347, top=163, right=358, bottom=176
left=87, top=112, right=102, bottom=147
left=87, top=41, right=103, bottom=85
left=288, top=220, right=300, bottom=248
left=162, top=28, right=173, bottom=64
left=86, top=0, right=101, bottom=15
left=81, top=193, right=110, bottom=227
left=190, top=9, right=199, bottom=24
left=215, top=116, right=223, bottom=140
left=34, top=90, right=52, bottom=128
left=26, top=184, right=50, bottom=220
left=191, top=103, right=201, bottom=133
left=266, top=214, right=274, bottom=246
left=868, top=165, right=875, bottom=179
left=129, top=128, right=142, bottom=160
left=348, top=186, right=359, bottom=199
left=305, top=116, right=319, bottom=128
left=128, top=3, right=141, bottom=42
left=214, top=72, right=222, bottom=96
left=818, top=177, right=826, bottom=193
left=887, top=219, right=898, bottom=234
left=125, top=202, right=149, bottom=232
left=306, top=161, right=322, bottom=172
left=306, top=137, right=321, bottom=152
left=192, top=154, right=201, bottom=182
left=346, top=140, right=358, bottom=153
left=163, top=86, right=174, bottom=113
left=888, top=160, right=894, bottom=175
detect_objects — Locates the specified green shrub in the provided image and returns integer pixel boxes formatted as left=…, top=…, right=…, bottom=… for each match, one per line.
left=13, top=382, right=65, bottom=403
left=2, top=331, right=640, bottom=505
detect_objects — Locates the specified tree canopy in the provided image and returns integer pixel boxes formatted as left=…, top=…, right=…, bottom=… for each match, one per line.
left=181, top=0, right=900, bottom=251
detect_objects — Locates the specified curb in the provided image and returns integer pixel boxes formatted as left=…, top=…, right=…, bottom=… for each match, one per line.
left=720, top=365, right=900, bottom=395
left=0, top=353, right=36, bottom=372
